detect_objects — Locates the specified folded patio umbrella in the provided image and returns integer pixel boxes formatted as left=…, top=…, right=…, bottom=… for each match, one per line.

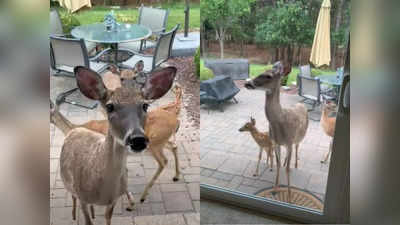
left=310, top=0, right=331, bottom=67
left=57, top=0, right=92, bottom=13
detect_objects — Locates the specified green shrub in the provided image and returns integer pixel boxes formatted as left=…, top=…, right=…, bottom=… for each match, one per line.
left=60, top=12, right=81, bottom=34
left=194, top=48, right=200, bottom=78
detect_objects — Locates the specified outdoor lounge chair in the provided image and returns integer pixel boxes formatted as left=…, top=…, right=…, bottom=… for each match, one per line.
left=122, top=24, right=179, bottom=72
left=204, top=59, right=249, bottom=80
left=200, top=75, right=240, bottom=112
left=50, top=8, right=97, bottom=55
left=50, top=36, right=107, bottom=109
left=119, top=5, right=169, bottom=53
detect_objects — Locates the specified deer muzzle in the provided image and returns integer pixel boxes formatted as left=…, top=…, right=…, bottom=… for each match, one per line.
left=126, top=134, right=149, bottom=152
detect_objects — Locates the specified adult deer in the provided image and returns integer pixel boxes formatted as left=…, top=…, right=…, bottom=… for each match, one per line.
left=244, top=61, right=309, bottom=202
left=320, top=100, right=337, bottom=163
left=59, top=65, right=176, bottom=225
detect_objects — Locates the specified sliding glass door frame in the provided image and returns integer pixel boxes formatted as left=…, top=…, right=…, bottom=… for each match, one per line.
left=201, top=39, right=350, bottom=224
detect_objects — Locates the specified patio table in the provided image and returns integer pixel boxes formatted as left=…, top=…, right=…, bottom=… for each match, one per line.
left=318, top=74, right=343, bottom=101
left=71, top=23, right=151, bottom=65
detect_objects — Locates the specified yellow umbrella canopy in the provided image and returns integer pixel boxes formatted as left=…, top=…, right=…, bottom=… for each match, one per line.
left=310, top=0, right=331, bottom=67
left=57, top=0, right=92, bottom=13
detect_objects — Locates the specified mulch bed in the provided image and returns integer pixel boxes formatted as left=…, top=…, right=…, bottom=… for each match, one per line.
left=167, top=57, right=200, bottom=129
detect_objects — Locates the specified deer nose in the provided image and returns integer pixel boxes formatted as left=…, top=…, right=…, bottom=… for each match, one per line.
left=244, top=80, right=255, bottom=89
left=127, top=135, right=149, bottom=152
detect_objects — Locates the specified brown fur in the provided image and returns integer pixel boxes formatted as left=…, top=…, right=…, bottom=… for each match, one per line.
left=245, top=61, right=309, bottom=202
left=51, top=72, right=182, bottom=205
left=239, top=117, right=274, bottom=176
left=320, top=101, right=337, bottom=163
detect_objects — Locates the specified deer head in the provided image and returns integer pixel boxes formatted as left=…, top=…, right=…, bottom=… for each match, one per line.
left=244, top=61, right=292, bottom=95
left=74, top=65, right=177, bottom=153
left=239, top=117, right=256, bottom=132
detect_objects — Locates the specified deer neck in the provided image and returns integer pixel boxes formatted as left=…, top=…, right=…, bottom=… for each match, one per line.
left=103, top=129, right=128, bottom=172
left=264, top=87, right=283, bottom=123
left=248, top=126, right=261, bottom=142
left=51, top=110, right=77, bottom=135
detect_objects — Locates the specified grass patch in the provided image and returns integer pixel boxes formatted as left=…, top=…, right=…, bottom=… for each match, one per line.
left=200, top=59, right=335, bottom=83
left=57, top=2, right=200, bottom=32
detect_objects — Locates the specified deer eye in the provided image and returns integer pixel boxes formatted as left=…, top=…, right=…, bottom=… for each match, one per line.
left=142, top=103, right=149, bottom=112
left=105, top=103, right=114, bottom=113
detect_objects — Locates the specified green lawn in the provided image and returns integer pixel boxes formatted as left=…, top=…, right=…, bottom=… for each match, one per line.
left=200, top=59, right=335, bottom=85
left=58, top=2, right=200, bottom=32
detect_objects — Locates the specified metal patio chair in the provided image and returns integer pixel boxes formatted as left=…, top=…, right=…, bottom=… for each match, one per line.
left=119, top=5, right=169, bottom=53
left=50, top=36, right=107, bottom=109
left=122, top=24, right=179, bottom=72
left=50, top=8, right=97, bottom=54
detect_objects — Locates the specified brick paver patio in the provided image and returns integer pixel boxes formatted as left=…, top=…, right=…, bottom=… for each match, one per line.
left=200, top=85, right=331, bottom=204
left=50, top=72, right=199, bottom=225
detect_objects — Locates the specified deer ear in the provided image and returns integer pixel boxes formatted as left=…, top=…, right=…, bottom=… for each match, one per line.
left=135, top=60, right=144, bottom=73
left=74, top=66, right=108, bottom=100
left=142, top=66, right=177, bottom=100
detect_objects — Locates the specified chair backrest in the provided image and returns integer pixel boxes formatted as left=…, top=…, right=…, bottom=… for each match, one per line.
left=152, top=24, right=179, bottom=69
left=138, top=5, right=169, bottom=34
left=50, top=8, right=64, bottom=36
left=299, top=64, right=312, bottom=77
left=298, top=76, right=321, bottom=102
left=50, top=36, right=89, bottom=71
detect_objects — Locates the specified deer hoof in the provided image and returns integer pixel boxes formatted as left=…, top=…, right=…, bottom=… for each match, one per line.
left=140, top=198, right=145, bottom=203
left=253, top=174, right=257, bottom=177
left=126, top=205, right=135, bottom=211
left=269, top=168, right=273, bottom=172
left=173, top=177, right=179, bottom=182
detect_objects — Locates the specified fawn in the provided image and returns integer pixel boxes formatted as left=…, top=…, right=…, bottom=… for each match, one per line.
left=239, top=117, right=274, bottom=176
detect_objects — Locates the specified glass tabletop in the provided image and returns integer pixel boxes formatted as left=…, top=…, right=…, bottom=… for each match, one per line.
left=71, top=23, right=151, bottom=44
left=318, top=74, right=343, bottom=86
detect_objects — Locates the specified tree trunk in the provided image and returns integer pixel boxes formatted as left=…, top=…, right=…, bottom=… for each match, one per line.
left=218, top=27, right=225, bottom=59
left=200, top=23, right=206, bottom=57
left=331, top=0, right=345, bottom=69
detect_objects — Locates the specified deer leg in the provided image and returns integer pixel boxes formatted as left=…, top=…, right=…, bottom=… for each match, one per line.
left=269, top=147, right=274, bottom=171
left=254, top=148, right=263, bottom=176
left=90, top=205, right=95, bottom=219
left=80, top=202, right=93, bottom=225
left=295, top=143, right=299, bottom=168
left=140, top=147, right=165, bottom=202
left=72, top=196, right=77, bottom=220
left=125, top=191, right=135, bottom=211
left=274, top=145, right=281, bottom=191
left=105, top=203, right=115, bottom=225
left=321, top=141, right=332, bottom=163
left=286, top=145, right=293, bottom=203
left=169, top=143, right=180, bottom=181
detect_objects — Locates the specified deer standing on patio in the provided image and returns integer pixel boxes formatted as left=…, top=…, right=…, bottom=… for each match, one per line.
left=239, top=117, right=274, bottom=176
left=244, top=61, right=309, bottom=202
left=59, top=65, right=176, bottom=225
left=320, top=100, right=337, bottom=163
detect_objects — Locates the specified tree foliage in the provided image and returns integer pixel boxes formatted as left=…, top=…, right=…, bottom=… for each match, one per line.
left=255, top=0, right=314, bottom=48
